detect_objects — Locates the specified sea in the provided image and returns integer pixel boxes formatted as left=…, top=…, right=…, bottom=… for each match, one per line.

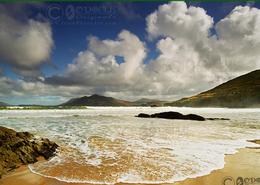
left=0, top=107, right=260, bottom=184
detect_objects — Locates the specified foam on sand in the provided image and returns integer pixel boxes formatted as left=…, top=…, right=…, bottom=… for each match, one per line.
left=0, top=107, right=260, bottom=184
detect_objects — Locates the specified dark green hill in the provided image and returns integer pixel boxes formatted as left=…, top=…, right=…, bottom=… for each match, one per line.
left=62, top=94, right=132, bottom=106
left=62, top=95, right=167, bottom=107
left=167, top=70, right=260, bottom=108
left=133, top=98, right=167, bottom=106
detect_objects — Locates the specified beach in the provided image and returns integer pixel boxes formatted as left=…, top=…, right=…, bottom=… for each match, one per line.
left=1, top=147, right=260, bottom=185
left=0, top=107, right=260, bottom=185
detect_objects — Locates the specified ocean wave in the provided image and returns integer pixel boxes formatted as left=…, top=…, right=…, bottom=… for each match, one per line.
left=1, top=107, right=260, bottom=184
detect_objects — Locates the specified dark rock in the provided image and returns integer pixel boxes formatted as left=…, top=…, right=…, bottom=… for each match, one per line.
left=16, top=132, right=33, bottom=139
left=185, top=114, right=205, bottom=121
left=0, top=126, right=58, bottom=178
left=151, top=111, right=184, bottom=119
left=34, top=138, right=59, bottom=159
left=136, top=113, right=151, bottom=118
left=137, top=111, right=206, bottom=121
left=81, top=140, right=85, bottom=143
left=137, top=111, right=229, bottom=121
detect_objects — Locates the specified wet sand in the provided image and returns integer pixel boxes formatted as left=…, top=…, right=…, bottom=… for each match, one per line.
left=0, top=147, right=260, bottom=185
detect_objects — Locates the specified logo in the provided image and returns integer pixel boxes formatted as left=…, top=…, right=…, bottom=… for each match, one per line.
left=223, top=176, right=260, bottom=185
left=65, top=5, right=75, bottom=20
left=236, top=177, right=244, bottom=185
left=45, top=4, right=117, bottom=25
left=223, top=176, right=235, bottom=185
left=47, top=4, right=62, bottom=21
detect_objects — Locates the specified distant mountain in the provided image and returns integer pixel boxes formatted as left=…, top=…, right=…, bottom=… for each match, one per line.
left=62, top=95, right=167, bottom=107
left=62, top=94, right=132, bottom=106
left=0, top=102, right=8, bottom=106
left=133, top=98, right=167, bottom=107
left=166, top=70, right=260, bottom=108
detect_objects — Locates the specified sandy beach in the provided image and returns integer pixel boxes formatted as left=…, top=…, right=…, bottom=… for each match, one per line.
left=1, top=147, right=259, bottom=185
left=1, top=108, right=260, bottom=185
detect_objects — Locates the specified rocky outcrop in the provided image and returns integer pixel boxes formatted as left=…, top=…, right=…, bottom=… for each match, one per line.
left=137, top=111, right=206, bottom=121
left=0, top=126, right=58, bottom=178
left=136, top=111, right=230, bottom=121
left=137, top=113, right=151, bottom=118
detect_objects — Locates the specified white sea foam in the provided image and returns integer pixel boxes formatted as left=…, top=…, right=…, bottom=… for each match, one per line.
left=1, top=107, right=260, bottom=184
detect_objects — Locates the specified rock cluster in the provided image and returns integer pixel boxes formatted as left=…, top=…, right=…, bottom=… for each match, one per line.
left=0, top=126, right=58, bottom=178
left=137, top=111, right=206, bottom=121
left=137, top=111, right=230, bottom=121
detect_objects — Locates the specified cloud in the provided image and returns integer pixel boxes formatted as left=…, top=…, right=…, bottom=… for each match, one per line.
left=44, top=2, right=260, bottom=101
left=0, top=75, right=96, bottom=105
left=145, top=2, right=260, bottom=90
left=145, top=37, right=216, bottom=95
left=1, top=2, right=260, bottom=103
left=146, top=2, right=213, bottom=41
left=214, top=6, right=260, bottom=74
left=0, top=4, right=53, bottom=77
left=143, top=2, right=226, bottom=95
left=47, top=30, right=146, bottom=86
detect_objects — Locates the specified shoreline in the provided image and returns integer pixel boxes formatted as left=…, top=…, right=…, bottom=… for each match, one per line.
left=0, top=146, right=259, bottom=185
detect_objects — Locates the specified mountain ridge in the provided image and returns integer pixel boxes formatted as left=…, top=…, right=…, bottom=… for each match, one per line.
left=47, top=70, right=260, bottom=108
left=62, top=94, right=166, bottom=107
left=62, top=94, right=132, bottom=106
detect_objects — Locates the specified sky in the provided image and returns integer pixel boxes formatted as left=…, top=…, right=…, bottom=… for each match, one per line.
left=0, top=2, right=260, bottom=105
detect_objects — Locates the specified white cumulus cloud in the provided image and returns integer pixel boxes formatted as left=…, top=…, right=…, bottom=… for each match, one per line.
left=0, top=4, right=53, bottom=77
left=144, top=2, right=260, bottom=96
left=48, top=30, right=146, bottom=86
left=146, top=2, right=213, bottom=41
left=215, top=6, right=260, bottom=74
left=1, top=2, right=260, bottom=103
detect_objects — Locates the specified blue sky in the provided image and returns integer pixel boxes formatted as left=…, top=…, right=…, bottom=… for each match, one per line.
left=22, top=2, right=258, bottom=78
left=0, top=2, right=260, bottom=105
left=47, top=2, right=258, bottom=75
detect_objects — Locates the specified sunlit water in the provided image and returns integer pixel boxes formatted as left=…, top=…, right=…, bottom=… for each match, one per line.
left=0, top=107, right=260, bottom=184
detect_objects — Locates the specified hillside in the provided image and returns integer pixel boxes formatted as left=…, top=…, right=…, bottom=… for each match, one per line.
left=133, top=98, right=167, bottom=107
left=167, top=70, right=260, bottom=108
left=62, top=94, right=132, bottom=106
left=62, top=95, right=168, bottom=107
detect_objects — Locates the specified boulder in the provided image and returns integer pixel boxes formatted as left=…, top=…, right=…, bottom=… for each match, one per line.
left=0, top=126, right=58, bottom=178
left=185, top=114, right=206, bottom=121
left=151, top=111, right=184, bottom=119
left=137, top=111, right=206, bottom=121
left=137, top=113, right=151, bottom=118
